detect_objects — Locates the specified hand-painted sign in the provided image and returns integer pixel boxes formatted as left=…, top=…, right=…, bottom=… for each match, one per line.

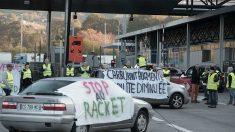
left=0, top=64, right=22, bottom=96
left=58, top=79, right=134, bottom=126
left=103, top=69, right=168, bottom=99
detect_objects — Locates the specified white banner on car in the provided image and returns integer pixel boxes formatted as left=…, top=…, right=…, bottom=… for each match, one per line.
left=103, top=69, right=168, bottom=99
left=0, top=64, right=22, bottom=96
left=58, top=79, right=134, bottom=126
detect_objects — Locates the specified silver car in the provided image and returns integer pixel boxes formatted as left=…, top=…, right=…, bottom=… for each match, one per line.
left=0, top=77, right=154, bottom=132
left=96, top=69, right=190, bottom=109
left=138, top=80, right=190, bottom=109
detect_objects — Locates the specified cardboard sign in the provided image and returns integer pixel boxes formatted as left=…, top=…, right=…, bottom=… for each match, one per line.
left=103, top=69, right=168, bottom=99
left=58, top=79, right=134, bottom=126
left=0, top=64, right=22, bottom=96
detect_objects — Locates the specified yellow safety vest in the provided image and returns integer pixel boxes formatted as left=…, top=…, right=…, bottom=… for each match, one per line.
left=80, top=66, right=90, bottom=78
left=138, top=57, right=146, bottom=67
left=43, top=64, right=52, bottom=77
left=207, top=73, right=218, bottom=90
left=163, top=69, right=170, bottom=80
left=7, top=71, right=14, bottom=90
left=23, top=69, right=32, bottom=79
left=66, top=67, right=75, bottom=76
left=226, top=72, right=235, bottom=88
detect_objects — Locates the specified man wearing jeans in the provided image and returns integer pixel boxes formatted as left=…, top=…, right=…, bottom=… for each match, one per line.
left=207, top=67, right=219, bottom=108
left=226, top=67, right=235, bottom=105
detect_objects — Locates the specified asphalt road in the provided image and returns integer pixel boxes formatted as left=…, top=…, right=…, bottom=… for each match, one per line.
left=1, top=92, right=235, bottom=132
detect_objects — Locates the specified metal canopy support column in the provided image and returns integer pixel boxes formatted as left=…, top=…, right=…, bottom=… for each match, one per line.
left=47, top=11, right=51, bottom=60
left=219, top=15, right=224, bottom=69
left=135, top=35, right=138, bottom=65
left=64, top=0, right=71, bottom=66
left=186, top=23, right=190, bottom=69
left=156, top=30, right=160, bottom=64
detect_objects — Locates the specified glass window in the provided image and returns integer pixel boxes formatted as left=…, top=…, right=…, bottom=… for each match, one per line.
left=20, top=80, right=74, bottom=95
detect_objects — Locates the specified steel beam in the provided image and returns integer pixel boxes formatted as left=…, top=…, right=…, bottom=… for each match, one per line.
left=219, top=15, right=224, bottom=69
left=156, top=30, right=160, bottom=64
left=47, top=11, right=51, bottom=60
left=135, top=35, right=138, bottom=65
left=64, top=0, right=71, bottom=66
left=186, top=23, right=190, bottom=69
left=218, top=0, right=231, bottom=6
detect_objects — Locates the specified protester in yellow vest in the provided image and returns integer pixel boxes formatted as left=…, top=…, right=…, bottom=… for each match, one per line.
left=79, top=62, right=91, bottom=78
left=20, top=62, right=33, bottom=92
left=137, top=55, right=147, bottom=69
left=163, top=67, right=170, bottom=80
left=207, top=66, right=219, bottom=108
left=41, top=58, right=53, bottom=78
left=226, top=67, right=235, bottom=105
left=66, top=63, right=75, bottom=77
left=1, top=64, right=14, bottom=96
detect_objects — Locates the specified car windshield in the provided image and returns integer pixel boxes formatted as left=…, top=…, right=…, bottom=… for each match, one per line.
left=20, top=80, right=75, bottom=96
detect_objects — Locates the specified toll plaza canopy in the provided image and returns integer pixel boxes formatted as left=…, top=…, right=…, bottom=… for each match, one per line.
left=1, top=0, right=234, bottom=15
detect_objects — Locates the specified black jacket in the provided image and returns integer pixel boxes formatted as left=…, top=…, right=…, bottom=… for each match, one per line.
left=191, top=67, right=200, bottom=84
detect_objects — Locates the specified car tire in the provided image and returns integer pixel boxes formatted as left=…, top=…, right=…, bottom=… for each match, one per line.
left=131, top=110, right=149, bottom=132
left=169, top=93, right=184, bottom=109
left=71, top=124, right=89, bottom=132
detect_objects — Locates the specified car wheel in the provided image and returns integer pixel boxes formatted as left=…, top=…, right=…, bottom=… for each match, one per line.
left=131, top=110, right=149, bottom=132
left=71, top=124, right=89, bottom=132
left=170, top=93, right=184, bottom=109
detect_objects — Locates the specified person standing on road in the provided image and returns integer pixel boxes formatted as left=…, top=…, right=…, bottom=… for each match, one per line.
left=78, top=62, right=91, bottom=78
left=1, top=64, right=14, bottom=96
left=191, top=64, right=200, bottom=103
left=163, top=66, right=170, bottom=80
left=207, top=67, right=219, bottom=108
left=66, top=63, right=75, bottom=77
left=20, top=62, right=33, bottom=92
left=41, top=58, right=53, bottom=78
left=226, top=67, right=235, bottom=105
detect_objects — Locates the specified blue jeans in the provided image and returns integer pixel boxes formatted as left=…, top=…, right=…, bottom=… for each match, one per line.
left=228, top=88, right=235, bottom=104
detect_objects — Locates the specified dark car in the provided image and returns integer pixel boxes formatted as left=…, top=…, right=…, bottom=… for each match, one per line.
left=185, top=65, right=225, bottom=93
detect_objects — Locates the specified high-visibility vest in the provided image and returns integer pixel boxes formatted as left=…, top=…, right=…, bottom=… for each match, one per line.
left=226, top=72, right=235, bottom=88
left=163, top=69, right=170, bottom=80
left=66, top=67, right=75, bottom=76
left=43, top=64, right=52, bottom=77
left=23, top=69, right=32, bottom=79
left=7, top=71, right=14, bottom=90
left=80, top=66, right=90, bottom=78
left=207, top=73, right=218, bottom=90
left=138, top=57, right=146, bottom=67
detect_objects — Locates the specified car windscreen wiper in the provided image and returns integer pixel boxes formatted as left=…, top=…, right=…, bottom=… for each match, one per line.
left=25, top=92, right=63, bottom=96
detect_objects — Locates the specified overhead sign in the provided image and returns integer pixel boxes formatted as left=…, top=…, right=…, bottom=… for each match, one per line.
left=58, top=79, right=134, bottom=126
left=103, top=69, right=168, bottom=99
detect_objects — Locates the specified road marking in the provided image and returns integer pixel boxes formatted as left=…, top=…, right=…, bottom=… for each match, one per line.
left=198, top=96, right=226, bottom=105
left=166, top=124, right=193, bottom=132
left=152, top=117, right=193, bottom=132
left=152, top=117, right=164, bottom=122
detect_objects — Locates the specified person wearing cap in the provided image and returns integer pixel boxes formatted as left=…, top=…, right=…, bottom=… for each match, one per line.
left=136, top=54, right=147, bottom=69
left=20, top=62, right=33, bottom=92
left=78, top=62, right=91, bottom=78
left=207, top=66, right=219, bottom=108
left=1, top=64, right=14, bottom=96
left=41, top=58, right=53, bottom=78
left=226, top=67, right=235, bottom=105
left=66, top=63, right=75, bottom=77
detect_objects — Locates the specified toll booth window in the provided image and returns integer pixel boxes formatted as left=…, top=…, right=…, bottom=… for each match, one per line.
left=72, top=41, right=81, bottom=46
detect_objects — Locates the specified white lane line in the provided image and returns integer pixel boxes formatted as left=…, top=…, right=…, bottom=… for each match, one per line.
left=152, top=117, right=193, bottom=132
left=152, top=117, right=164, bottom=122
left=166, top=124, right=194, bottom=132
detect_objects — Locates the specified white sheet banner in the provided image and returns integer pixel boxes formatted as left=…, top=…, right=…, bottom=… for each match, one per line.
left=103, top=69, right=168, bottom=99
left=0, top=64, right=22, bottom=96
left=58, top=79, right=134, bottom=126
